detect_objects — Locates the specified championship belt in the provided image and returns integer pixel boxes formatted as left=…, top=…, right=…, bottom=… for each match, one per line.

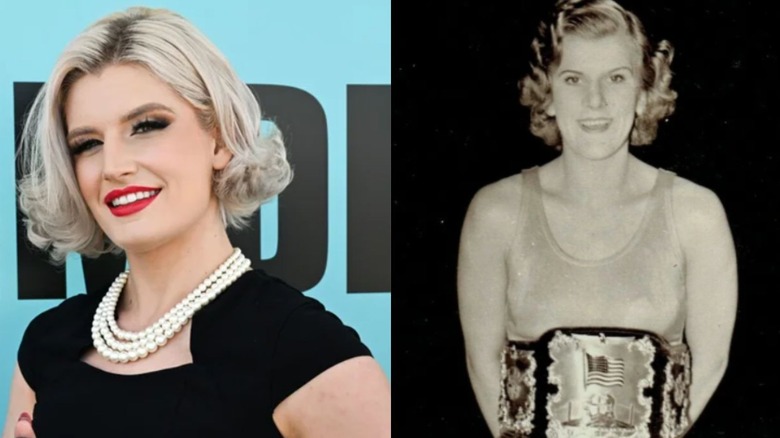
left=499, top=328, right=691, bottom=438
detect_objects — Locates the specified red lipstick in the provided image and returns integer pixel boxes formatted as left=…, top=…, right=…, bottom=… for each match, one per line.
left=104, top=186, right=161, bottom=217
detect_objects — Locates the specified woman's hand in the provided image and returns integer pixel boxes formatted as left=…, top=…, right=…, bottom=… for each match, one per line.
left=13, top=413, right=35, bottom=438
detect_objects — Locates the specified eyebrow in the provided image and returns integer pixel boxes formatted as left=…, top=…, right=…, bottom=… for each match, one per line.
left=66, top=103, right=175, bottom=142
left=557, top=66, right=634, bottom=77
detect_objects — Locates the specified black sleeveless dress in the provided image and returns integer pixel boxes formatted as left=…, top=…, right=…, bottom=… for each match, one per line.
left=18, top=269, right=371, bottom=437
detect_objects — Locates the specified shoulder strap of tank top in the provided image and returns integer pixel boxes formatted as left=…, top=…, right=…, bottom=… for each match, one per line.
left=520, top=165, right=541, bottom=205
left=654, top=169, right=684, bottom=260
left=519, top=166, right=542, bottom=222
left=651, top=168, right=688, bottom=343
left=506, top=167, right=541, bottom=250
left=643, top=168, right=676, bottom=226
left=656, top=168, right=676, bottom=193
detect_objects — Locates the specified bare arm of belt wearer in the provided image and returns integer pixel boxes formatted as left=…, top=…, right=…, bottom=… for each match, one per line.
left=672, top=177, right=738, bottom=430
left=2, top=363, right=36, bottom=438
left=458, top=176, right=522, bottom=438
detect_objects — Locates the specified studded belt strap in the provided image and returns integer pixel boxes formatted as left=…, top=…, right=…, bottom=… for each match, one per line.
left=499, top=328, right=690, bottom=438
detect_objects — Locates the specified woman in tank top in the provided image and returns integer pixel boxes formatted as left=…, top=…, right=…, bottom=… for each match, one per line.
left=457, top=1, right=736, bottom=437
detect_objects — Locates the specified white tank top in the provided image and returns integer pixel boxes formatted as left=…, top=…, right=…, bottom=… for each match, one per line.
left=505, top=167, right=687, bottom=344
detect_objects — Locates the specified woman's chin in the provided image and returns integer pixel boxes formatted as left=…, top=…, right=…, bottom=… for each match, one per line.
left=109, top=234, right=168, bottom=257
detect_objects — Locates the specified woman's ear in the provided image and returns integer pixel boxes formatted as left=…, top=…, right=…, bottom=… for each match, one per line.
left=636, top=90, right=648, bottom=116
left=545, top=102, right=556, bottom=117
left=212, top=137, right=233, bottom=171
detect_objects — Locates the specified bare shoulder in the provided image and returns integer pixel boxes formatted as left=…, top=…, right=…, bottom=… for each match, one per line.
left=671, top=176, right=728, bottom=223
left=463, top=173, right=524, bottom=237
left=670, top=176, right=732, bottom=248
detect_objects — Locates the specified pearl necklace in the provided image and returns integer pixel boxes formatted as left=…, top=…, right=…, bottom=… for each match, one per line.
left=91, top=248, right=252, bottom=363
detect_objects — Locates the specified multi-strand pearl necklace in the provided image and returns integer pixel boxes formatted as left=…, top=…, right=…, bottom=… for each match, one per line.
left=91, top=248, right=252, bottom=363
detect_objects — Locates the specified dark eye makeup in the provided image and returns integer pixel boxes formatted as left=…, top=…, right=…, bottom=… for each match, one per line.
left=69, top=138, right=102, bottom=156
left=68, top=116, right=171, bottom=156
left=132, top=117, right=170, bottom=135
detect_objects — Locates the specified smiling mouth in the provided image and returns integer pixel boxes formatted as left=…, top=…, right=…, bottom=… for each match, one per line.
left=106, top=189, right=161, bottom=217
left=108, top=189, right=161, bottom=207
left=579, top=119, right=611, bottom=133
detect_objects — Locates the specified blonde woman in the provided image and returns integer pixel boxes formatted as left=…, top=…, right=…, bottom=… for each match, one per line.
left=457, top=1, right=736, bottom=436
left=4, top=7, right=390, bottom=438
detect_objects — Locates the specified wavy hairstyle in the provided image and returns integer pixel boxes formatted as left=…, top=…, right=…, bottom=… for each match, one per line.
left=18, top=7, right=292, bottom=263
left=519, top=0, right=677, bottom=148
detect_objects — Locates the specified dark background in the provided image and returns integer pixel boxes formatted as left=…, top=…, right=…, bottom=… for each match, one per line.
left=394, top=0, right=777, bottom=436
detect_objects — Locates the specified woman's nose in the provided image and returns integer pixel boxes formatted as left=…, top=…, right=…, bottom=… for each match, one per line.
left=101, top=139, right=137, bottom=181
left=585, top=82, right=606, bottom=109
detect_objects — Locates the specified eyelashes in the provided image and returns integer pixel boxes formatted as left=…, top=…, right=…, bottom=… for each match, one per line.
left=69, top=117, right=171, bottom=156
left=562, top=74, right=629, bottom=86
left=608, top=73, right=626, bottom=83
left=132, top=118, right=170, bottom=135
left=70, top=138, right=102, bottom=156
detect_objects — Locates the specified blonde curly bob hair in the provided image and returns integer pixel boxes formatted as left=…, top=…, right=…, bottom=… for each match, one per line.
left=18, top=7, right=292, bottom=263
left=519, top=0, right=677, bottom=148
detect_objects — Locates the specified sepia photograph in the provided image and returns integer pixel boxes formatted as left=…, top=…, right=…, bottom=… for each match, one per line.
left=395, top=0, right=777, bottom=436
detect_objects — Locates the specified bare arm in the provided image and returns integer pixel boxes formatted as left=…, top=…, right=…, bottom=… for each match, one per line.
left=3, top=363, right=36, bottom=438
left=673, top=180, right=737, bottom=426
left=272, top=356, right=390, bottom=437
left=457, top=178, right=520, bottom=437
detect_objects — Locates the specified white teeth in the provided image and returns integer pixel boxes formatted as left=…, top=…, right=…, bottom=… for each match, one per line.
left=580, top=119, right=610, bottom=132
left=581, top=121, right=609, bottom=127
left=111, top=190, right=160, bottom=207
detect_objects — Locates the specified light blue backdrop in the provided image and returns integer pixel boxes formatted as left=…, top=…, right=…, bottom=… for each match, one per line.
left=0, top=0, right=390, bottom=418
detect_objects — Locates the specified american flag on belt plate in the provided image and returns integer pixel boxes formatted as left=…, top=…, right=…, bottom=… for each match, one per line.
left=585, top=353, right=625, bottom=387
